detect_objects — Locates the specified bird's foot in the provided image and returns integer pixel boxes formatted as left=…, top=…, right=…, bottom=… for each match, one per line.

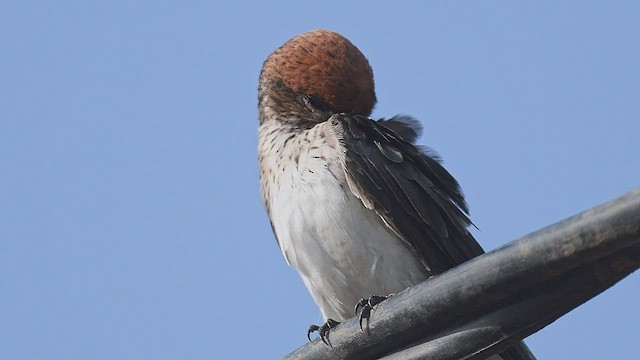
left=355, top=294, right=394, bottom=331
left=307, top=318, right=340, bottom=346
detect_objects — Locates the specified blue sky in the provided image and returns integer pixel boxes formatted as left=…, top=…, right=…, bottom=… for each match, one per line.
left=2, top=1, right=638, bottom=359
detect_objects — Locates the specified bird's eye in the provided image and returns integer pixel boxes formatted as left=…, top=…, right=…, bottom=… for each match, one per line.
left=302, top=95, right=329, bottom=112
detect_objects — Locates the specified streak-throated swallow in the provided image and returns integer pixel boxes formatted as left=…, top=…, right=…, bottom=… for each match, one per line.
left=258, top=30, right=536, bottom=360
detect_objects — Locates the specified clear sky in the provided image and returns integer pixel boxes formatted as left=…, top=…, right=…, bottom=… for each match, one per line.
left=2, top=1, right=638, bottom=359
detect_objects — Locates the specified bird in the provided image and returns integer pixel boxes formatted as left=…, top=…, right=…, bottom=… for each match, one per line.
left=258, top=29, right=536, bottom=360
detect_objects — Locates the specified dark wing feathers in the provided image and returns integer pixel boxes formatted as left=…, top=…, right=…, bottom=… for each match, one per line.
left=341, top=114, right=536, bottom=360
left=341, top=114, right=485, bottom=274
left=377, top=115, right=423, bottom=143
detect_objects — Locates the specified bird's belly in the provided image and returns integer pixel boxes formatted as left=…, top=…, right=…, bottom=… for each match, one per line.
left=272, top=165, right=429, bottom=321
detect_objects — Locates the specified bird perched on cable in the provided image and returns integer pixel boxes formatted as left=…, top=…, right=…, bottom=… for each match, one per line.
left=258, top=29, right=536, bottom=360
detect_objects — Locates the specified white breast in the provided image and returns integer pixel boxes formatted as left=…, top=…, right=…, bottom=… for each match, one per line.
left=259, top=119, right=428, bottom=321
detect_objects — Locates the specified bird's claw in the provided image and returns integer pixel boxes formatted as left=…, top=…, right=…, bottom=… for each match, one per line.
left=355, top=294, right=392, bottom=331
left=307, top=319, right=340, bottom=346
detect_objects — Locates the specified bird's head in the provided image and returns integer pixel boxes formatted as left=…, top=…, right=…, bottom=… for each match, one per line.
left=258, top=30, right=377, bottom=126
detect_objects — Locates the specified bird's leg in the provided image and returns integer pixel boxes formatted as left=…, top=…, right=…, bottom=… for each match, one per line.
left=355, top=294, right=394, bottom=331
left=307, top=318, right=340, bottom=346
